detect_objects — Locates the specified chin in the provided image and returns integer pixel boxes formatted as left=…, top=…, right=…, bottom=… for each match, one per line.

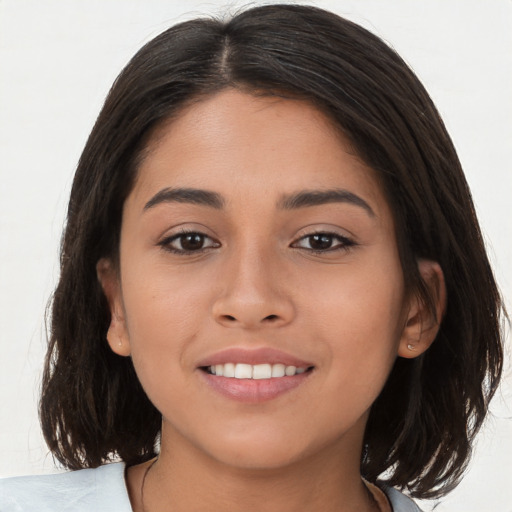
left=210, top=444, right=308, bottom=471
left=197, top=426, right=324, bottom=472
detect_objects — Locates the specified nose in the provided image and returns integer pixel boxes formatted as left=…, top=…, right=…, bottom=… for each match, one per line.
left=211, top=245, right=295, bottom=329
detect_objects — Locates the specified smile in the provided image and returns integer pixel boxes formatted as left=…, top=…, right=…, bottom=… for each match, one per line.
left=206, top=363, right=310, bottom=379
left=197, top=347, right=315, bottom=402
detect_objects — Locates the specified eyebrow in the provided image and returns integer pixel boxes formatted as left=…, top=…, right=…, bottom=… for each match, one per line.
left=278, top=189, right=375, bottom=217
left=143, top=186, right=374, bottom=217
left=144, top=187, right=225, bottom=211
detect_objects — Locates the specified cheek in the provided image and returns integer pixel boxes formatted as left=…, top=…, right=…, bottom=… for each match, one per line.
left=118, top=269, right=208, bottom=417
left=303, top=254, right=405, bottom=382
left=118, top=256, right=213, bottom=372
left=306, top=251, right=404, bottom=330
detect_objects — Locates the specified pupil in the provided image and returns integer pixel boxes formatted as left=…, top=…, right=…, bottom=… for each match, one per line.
left=310, top=234, right=332, bottom=250
left=182, top=233, right=204, bottom=250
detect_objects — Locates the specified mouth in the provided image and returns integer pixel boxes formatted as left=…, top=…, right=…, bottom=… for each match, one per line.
left=200, top=363, right=314, bottom=379
left=197, top=348, right=315, bottom=402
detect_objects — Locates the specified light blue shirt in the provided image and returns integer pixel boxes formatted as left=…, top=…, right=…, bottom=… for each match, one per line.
left=0, top=462, right=422, bottom=511
left=0, top=463, right=131, bottom=511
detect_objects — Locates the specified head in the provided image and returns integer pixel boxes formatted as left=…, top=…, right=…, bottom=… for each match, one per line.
left=40, top=4, right=503, bottom=499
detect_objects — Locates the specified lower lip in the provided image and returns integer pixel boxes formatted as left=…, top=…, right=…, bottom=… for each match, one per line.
left=199, top=370, right=312, bottom=403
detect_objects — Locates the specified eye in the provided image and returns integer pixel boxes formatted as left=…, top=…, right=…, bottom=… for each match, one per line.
left=159, top=231, right=220, bottom=254
left=291, top=232, right=356, bottom=253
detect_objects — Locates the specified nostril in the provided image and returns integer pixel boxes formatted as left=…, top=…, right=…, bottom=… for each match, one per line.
left=216, top=312, right=285, bottom=326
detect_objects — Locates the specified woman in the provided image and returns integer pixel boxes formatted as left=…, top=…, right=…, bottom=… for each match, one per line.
left=0, top=4, right=505, bottom=511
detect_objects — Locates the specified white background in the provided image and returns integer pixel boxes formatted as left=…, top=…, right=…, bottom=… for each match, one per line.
left=0, top=1, right=510, bottom=510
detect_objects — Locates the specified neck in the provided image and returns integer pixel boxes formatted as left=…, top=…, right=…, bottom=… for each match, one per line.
left=127, top=423, right=378, bottom=512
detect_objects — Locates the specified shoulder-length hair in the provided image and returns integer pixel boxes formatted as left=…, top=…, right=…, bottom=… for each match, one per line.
left=40, top=4, right=504, bottom=499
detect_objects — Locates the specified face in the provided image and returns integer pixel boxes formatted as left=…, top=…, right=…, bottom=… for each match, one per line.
left=100, top=90, right=425, bottom=471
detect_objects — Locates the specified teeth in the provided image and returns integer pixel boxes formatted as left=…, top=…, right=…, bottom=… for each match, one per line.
left=224, top=363, right=235, bottom=378
left=207, top=363, right=308, bottom=379
left=252, top=364, right=272, bottom=380
left=234, top=363, right=252, bottom=379
left=271, top=364, right=285, bottom=377
left=285, top=365, right=296, bottom=376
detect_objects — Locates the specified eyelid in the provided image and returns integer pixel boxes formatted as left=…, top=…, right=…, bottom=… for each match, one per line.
left=290, top=229, right=357, bottom=253
left=292, top=222, right=357, bottom=240
left=158, top=228, right=220, bottom=254
left=156, top=224, right=357, bottom=255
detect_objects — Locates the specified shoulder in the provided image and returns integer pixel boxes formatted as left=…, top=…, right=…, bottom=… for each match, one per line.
left=382, top=485, right=423, bottom=512
left=0, top=462, right=132, bottom=512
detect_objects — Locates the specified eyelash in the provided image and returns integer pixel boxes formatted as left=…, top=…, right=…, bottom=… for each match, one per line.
left=158, top=230, right=356, bottom=255
left=158, top=229, right=220, bottom=255
left=291, top=231, right=356, bottom=254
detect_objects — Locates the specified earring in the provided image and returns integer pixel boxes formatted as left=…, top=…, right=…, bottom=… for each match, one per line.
left=407, top=343, right=415, bottom=351
left=106, top=331, right=122, bottom=347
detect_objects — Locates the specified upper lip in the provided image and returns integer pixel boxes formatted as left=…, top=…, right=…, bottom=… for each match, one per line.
left=197, top=347, right=313, bottom=368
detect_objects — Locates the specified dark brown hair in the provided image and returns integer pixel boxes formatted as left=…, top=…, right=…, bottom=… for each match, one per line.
left=40, top=4, right=504, bottom=499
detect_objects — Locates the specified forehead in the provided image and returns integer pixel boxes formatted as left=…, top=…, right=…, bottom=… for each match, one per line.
left=128, top=89, right=390, bottom=222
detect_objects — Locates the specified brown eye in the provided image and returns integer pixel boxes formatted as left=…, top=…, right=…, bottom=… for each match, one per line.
left=160, top=231, right=219, bottom=254
left=292, top=232, right=356, bottom=253
left=308, top=234, right=335, bottom=250
left=180, top=233, right=205, bottom=251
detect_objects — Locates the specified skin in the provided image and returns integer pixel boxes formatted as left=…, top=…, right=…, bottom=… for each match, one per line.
left=98, top=89, right=445, bottom=512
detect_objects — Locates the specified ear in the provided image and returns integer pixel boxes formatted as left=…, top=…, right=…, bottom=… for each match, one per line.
left=96, top=258, right=131, bottom=357
left=398, top=259, right=446, bottom=359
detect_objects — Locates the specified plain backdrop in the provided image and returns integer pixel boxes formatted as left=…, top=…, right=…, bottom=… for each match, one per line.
left=0, top=1, right=510, bottom=511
